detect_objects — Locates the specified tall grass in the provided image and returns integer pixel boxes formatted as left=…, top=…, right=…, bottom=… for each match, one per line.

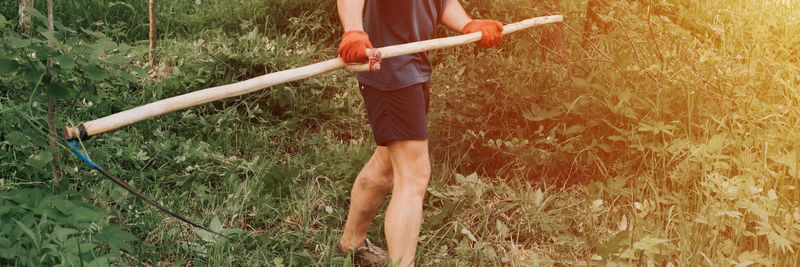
left=431, top=0, right=800, bottom=264
left=0, top=0, right=338, bottom=43
left=3, top=0, right=800, bottom=265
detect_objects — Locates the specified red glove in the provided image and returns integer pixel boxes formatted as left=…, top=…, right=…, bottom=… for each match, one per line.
left=338, top=30, right=373, bottom=63
left=462, top=19, right=504, bottom=48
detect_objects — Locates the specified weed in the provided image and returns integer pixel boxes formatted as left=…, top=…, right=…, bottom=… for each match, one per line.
left=3, top=0, right=800, bottom=265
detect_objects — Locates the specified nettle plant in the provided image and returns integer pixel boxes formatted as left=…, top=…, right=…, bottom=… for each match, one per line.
left=0, top=10, right=143, bottom=100
left=1, top=10, right=143, bottom=266
left=0, top=10, right=145, bottom=181
left=0, top=188, right=138, bottom=265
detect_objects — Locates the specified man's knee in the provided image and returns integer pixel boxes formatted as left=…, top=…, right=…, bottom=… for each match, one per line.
left=386, top=140, right=431, bottom=196
left=394, top=158, right=430, bottom=196
left=356, top=167, right=393, bottom=193
left=354, top=147, right=394, bottom=192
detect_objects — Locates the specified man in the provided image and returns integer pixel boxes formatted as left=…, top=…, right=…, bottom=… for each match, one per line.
left=335, top=0, right=503, bottom=265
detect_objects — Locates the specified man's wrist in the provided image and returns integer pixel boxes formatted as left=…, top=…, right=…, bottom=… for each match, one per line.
left=343, top=25, right=364, bottom=32
left=451, top=18, right=472, bottom=32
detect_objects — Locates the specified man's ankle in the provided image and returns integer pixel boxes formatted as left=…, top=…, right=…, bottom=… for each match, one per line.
left=338, top=238, right=366, bottom=252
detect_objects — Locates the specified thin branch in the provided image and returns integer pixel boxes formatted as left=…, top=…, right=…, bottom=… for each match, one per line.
left=148, top=0, right=156, bottom=66
left=208, top=52, right=244, bottom=78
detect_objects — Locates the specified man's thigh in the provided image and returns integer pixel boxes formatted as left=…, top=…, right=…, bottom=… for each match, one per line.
left=359, top=82, right=430, bottom=146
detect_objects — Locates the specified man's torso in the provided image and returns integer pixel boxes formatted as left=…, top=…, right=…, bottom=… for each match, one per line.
left=356, top=0, right=447, bottom=91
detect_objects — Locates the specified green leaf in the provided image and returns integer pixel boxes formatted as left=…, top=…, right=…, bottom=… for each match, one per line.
left=600, top=230, right=630, bottom=257
left=25, top=151, right=53, bottom=169
left=533, top=188, right=544, bottom=207
left=52, top=227, right=79, bottom=242
left=63, top=239, right=98, bottom=263
left=14, top=220, right=39, bottom=250
left=5, top=131, right=28, bottom=146
left=607, top=135, right=625, bottom=142
left=196, top=229, right=216, bottom=243
left=571, top=77, right=591, bottom=90
left=24, top=7, right=47, bottom=24
left=210, top=216, right=223, bottom=232
left=456, top=172, right=478, bottom=184
left=19, top=69, right=43, bottom=83
left=117, top=43, right=131, bottom=54
left=40, top=31, right=58, bottom=44
left=83, top=64, right=107, bottom=80
left=93, top=38, right=117, bottom=52
left=704, top=133, right=727, bottom=153
left=95, top=225, right=136, bottom=252
left=23, top=156, right=43, bottom=169
left=523, top=104, right=563, bottom=122
left=39, top=151, right=54, bottom=163
left=738, top=251, right=771, bottom=266
left=0, top=58, right=20, bottom=75
left=108, top=186, right=130, bottom=203
left=53, top=20, right=75, bottom=33
left=130, top=65, right=147, bottom=77
left=460, top=226, right=478, bottom=243
left=69, top=205, right=106, bottom=224
left=46, top=82, right=70, bottom=99
left=56, top=54, right=76, bottom=70
left=632, top=235, right=671, bottom=255
left=61, top=236, right=82, bottom=254
left=104, top=54, right=128, bottom=65
left=8, top=36, right=31, bottom=48
left=85, top=255, right=112, bottom=267
left=495, top=219, right=509, bottom=237
left=0, top=237, right=11, bottom=248
left=565, top=125, right=586, bottom=135
left=117, top=71, right=135, bottom=82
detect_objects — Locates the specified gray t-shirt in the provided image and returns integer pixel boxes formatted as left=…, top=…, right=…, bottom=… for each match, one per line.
left=356, top=0, right=448, bottom=91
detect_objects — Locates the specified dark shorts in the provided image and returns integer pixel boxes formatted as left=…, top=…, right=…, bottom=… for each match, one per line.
left=359, top=82, right=430, bottom=146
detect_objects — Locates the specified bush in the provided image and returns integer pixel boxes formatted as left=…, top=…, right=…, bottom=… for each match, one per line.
left=0, top=9, right=145, bottom=182
left=431, top=0, right=800, bottom=264
left=0, top=187, right=137, bottom=265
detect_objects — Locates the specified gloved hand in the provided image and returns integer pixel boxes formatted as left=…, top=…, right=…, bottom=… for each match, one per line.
left=338, top=30, right=373, bottom=63
left=462, top=19, right=504, bottom=48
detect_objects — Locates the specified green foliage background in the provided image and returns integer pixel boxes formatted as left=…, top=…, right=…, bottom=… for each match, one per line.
left=2, top=0, right=800, bottom=265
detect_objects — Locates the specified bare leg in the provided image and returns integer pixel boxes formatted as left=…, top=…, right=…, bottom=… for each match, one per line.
left=384, top=140, right=431, bottom=267
left=339, top=146, right=394, bottom=251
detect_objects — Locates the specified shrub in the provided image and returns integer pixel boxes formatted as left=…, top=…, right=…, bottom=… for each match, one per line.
left=0, top=187, right=137, bottom=265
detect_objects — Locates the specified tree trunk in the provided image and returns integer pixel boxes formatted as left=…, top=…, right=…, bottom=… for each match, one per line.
left=18, top=0, right=34, bottom=35
left=531, top=0, right=569, bottom=65
left=46, top=0, right=62, bottom=185
left=149, top=0, right=156, bottom=66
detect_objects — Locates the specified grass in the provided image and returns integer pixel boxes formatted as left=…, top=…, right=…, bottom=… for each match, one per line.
left=3, top=0, right=800, bottom=265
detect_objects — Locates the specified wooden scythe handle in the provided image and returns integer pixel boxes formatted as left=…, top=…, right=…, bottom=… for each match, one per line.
left=63, top=15, right=563, bottom=140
